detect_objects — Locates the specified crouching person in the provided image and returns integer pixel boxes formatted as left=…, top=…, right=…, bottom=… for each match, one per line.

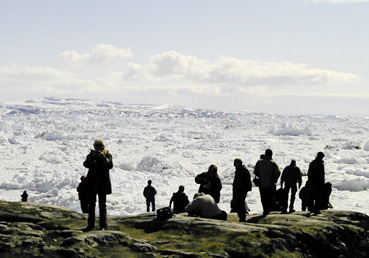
left=185, top=193, right=227, bottom=221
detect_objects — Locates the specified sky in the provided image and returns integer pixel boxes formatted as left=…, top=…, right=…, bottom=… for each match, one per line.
left=1, top=0, right=369, bottom=116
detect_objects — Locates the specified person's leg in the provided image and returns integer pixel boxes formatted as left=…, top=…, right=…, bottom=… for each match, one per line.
left=86, top=195, right=96, bottom=230
left=281, top=187, right=290, bottom=213
left=152, top=199, right=156, bottom=211
left=259, top=187, right=269, bottom=215
left=235, top=197, right=246, bottom=222
left=146, top=199, right=150, bottom=212
left=289, top=186, right=297, bottom=212
left=266, top=187, right=274, bottom=215
left=98, top=193, right=107, bottom=229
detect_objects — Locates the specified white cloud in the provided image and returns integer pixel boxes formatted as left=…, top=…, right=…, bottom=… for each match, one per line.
left=0, top=64, right=100, bottom=93
left=308, top=0, right=368, bottom=3
left=0, top=64, right=73, bottom=81
left=60, top=44, right=132, bottom=66
left=124, top=51, right=358, bottom=87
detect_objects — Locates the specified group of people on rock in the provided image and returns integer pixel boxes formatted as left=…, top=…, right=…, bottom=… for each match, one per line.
left=78, top=138, right=332, bottom=231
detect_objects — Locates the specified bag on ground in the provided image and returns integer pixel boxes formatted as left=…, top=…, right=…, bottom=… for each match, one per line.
left=156, top=207, right=174, bottom=220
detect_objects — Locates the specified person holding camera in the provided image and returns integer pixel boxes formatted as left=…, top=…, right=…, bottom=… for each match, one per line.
left=83, top=138, right=113, bottom=231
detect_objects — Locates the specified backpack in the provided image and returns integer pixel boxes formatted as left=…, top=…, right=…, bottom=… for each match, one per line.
left=156, top=207, right=174, bottom=220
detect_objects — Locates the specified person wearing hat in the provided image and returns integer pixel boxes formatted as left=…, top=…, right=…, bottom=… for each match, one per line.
left=83, top=138, right=113, bottom=231
left=307, top=152, right=325, bottom=215
left=254, top=149, right=281, bottom=216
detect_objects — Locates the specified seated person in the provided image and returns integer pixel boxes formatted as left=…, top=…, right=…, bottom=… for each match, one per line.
left=185, top=192, right=227, bottom=221
left=169, top=185, right=190, bottom=213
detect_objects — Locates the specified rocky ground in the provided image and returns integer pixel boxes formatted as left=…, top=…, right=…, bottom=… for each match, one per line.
left=0, top=200, right=368, bottom=257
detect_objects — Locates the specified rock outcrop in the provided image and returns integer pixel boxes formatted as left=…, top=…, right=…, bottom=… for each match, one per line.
left=0, top=200, right=368, bottom=257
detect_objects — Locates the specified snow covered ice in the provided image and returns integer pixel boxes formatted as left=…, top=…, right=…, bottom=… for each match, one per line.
left=0, top=97, right=369, bottom=216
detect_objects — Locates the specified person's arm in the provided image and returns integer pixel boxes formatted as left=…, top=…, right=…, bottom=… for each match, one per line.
left=185, top=199, right=200, bottom=214
left=297, top=168, right=302, bottom=188
left=169, top=195, right=174, bottom=208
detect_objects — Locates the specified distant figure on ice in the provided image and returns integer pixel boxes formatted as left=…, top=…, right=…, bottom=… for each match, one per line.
left=169, top=185, right=190, bottom=213
left=231, top=158, right=252, bottom=222
left=195, top=165, right=222, bottom=203
left=77, top=175, right=89, bottom=213
left=143, top=180, right=157, bottom=212
left=185, top=193, right=227, bottom=221
left=21, top=191, right=28, bottom=202
left=83, top=138, right=113, bottom=231
left=308, top=152, right=325, bottom=215
left=280, top=160, right=302, bottom=213
left=254, top=149, right=280, bottom=216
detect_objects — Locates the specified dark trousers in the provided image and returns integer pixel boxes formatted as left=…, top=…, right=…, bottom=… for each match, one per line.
left=259, top=187, right=274, bottom=215
left=80, top=199, right=89, bottom=213
left=146, top=199, right=155, bottom=212
left=311, top=186, right=323, bottom=214
left=233, top=193, right=247, bottom=222
left=211, top=210, right=227, bottom=221
left=88, top=193, right=107, bottom=229
left=282, top=185, right=297, bottom=212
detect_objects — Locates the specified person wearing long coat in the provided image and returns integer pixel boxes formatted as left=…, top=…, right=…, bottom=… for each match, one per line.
left=83, top=139, right=113, bottom=231
left=232, top=159, right=252, bottom=222
left=308, top=152, right=325, bottom=215
left=195, top=165, right=222, bottom=203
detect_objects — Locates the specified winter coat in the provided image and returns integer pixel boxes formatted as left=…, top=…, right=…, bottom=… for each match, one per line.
left=83, top=149, right=113, bottom=195
left=170, top=191, right=190, bottom=213
left=232, top=165, right=252, bottom=199
left=185, top=193, right=222, bottom=218
left=77, top=180, right=89, bottom=200
left=281, top=165, right=302, bottom=187
left=254, top=157, right=280, bottom=188
left=143, top=186, right=157, bottom=201
left=307, top=158, right=325, bottom=189
left=195, top=172, right=222, bottom=203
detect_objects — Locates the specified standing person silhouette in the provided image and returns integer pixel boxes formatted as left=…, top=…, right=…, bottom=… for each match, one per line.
left=280, top=160, right=302, bottom=213
left=232, top=159, right=252, bottom=222
left=308, top=152, right=325, bottom=215
left=143, top=180, right=157, bottom=212
left=83, top=139, right=113, bottom=231
left=254, top=149, right=280, bottom=216
left=195, top=165, right=222, bottom=203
